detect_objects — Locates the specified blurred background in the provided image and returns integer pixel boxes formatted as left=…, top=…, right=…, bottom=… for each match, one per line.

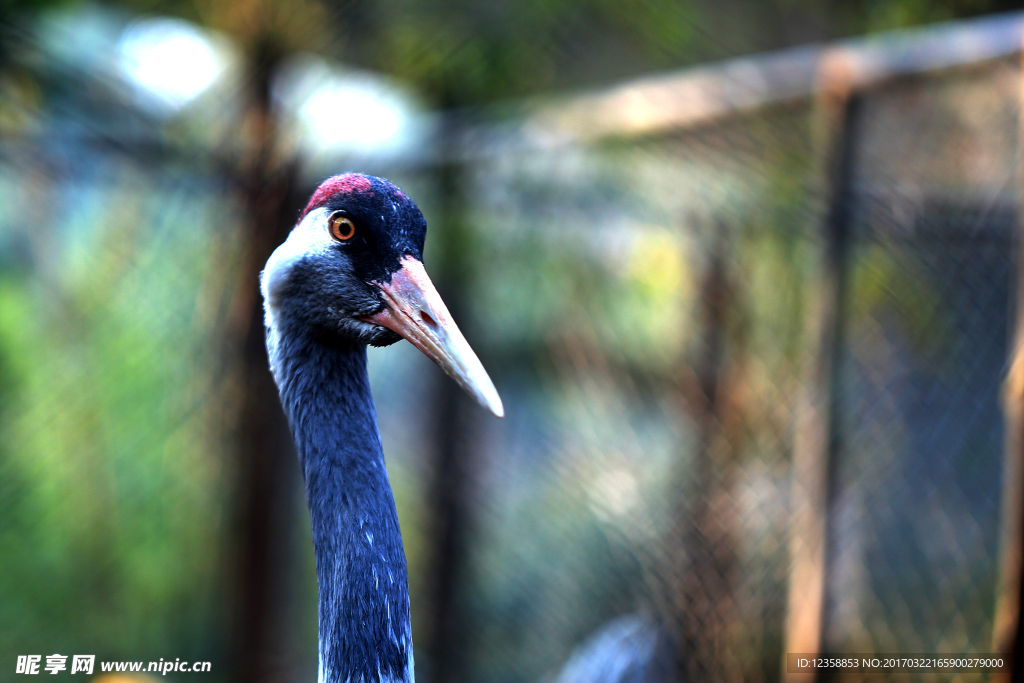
left=3, top=0, right=1024, bottom=681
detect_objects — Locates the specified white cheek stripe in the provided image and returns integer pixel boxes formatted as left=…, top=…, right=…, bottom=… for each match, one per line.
left=261, top=207, right=333, bottom=324
left=261, top=207, right=334, bottom=383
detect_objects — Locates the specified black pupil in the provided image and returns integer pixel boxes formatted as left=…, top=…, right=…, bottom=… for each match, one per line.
left=334, top=217, right=352, bottom=238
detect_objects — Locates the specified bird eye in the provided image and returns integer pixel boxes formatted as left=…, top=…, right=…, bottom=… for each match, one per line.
left=328, top=213, right=356, bottom=241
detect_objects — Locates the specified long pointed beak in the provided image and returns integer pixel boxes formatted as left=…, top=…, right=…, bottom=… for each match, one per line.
left=363, top=256, right=504, bottom=418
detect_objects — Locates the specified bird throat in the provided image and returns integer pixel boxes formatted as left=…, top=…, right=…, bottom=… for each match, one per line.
left=271, top=330, right=414, bottom=683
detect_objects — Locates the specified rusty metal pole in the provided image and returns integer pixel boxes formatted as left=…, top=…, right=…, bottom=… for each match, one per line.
left=664, top=219, right=739, bottom=683
left=675, top=229, right=729, bottom=683
left=782, top=53, right=859, bottom=683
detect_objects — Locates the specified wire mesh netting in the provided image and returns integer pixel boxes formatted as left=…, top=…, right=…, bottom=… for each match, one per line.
left=407, top=56, right=1021, bottom=683
left=1, top=9, right=1023, bottom=683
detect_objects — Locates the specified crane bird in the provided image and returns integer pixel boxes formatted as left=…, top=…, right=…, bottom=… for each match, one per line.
left=261, top=173, right=503, bottom=683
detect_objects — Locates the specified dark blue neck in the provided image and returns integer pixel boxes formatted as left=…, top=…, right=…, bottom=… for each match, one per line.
left=271, top=327, right=413, bottom=683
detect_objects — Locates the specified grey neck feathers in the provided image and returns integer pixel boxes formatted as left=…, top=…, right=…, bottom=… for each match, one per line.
left=270, top=324, right=414, bottom=683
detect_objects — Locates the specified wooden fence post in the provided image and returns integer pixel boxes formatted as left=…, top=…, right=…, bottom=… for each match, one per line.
left=991, top=39, right=1024, bottom=683
left=782, top=53, right=860, bottom=683
left=420, top=118, right=483, bottom=683
left=227, top=37, right=306, bottom=683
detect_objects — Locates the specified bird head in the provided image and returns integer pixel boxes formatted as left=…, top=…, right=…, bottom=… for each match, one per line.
left=262, top=173, right=503, bottom=418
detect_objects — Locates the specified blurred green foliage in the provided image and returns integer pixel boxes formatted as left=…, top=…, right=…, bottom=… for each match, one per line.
left=0, top=166, right=237, bottom=673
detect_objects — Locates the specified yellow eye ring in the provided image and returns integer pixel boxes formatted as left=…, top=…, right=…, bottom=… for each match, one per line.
left=329, top=213, right=356, bottom=241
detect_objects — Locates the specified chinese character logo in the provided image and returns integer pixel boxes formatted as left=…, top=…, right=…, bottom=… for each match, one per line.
left=16, top=654, right=96, bottom=675
left=16, top=655, right=41, bottom=674
left=70, top=655, right=95, bottom=674
left=44, top=654, right=67, bottom=674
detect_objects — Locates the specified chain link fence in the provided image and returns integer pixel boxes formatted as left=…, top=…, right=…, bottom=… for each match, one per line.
left=2, top=9, right=1023, bottom=683
left=414, top=19, right=1023, bottom=683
